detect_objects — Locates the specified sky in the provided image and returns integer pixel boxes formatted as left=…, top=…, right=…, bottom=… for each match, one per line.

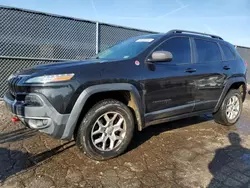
left=1, top=0, right=250, bottom=47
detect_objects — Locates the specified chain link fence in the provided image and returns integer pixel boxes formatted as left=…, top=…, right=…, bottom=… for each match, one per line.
left=1, top=6, right=250, bottom=98
left=99, top=24, right=156, bottom=51
left=0, top=6, right=156, bottom=98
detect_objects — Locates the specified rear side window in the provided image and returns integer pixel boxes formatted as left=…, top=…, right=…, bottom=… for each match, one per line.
left=220, top=44, right=236, bottom=60
left=154, top=37, right=191, bottom=64
left=194, top=39, right=221, bottom=63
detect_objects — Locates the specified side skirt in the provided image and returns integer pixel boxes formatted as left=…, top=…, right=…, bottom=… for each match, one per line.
left=145, top=109, right=214, bottom=127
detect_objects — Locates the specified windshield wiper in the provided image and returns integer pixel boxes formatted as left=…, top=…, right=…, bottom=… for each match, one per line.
left=89, top=56, right=99, bottom=59
left=83, top=56, right=99, bottom=60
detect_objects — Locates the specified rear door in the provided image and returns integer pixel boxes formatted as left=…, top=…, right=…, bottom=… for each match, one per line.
left=220, top=43, right=237, bottom=78
left=191, top=38, right=226, bottom=111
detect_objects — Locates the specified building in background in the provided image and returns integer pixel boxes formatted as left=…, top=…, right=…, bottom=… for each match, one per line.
left=235, top=46, right=250, bottom=83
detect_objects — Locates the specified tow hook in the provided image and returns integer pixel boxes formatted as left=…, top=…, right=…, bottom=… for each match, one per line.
left=11, top=116, right=20, bottom=123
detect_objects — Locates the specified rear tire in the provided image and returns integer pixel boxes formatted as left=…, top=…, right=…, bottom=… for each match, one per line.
left=76, top=99, right=134, bottom=160
left=214, top=89, right=242, bottom=126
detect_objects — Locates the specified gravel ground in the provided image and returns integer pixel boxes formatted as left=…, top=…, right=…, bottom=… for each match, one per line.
left=1, top=95, right=250, bottom=188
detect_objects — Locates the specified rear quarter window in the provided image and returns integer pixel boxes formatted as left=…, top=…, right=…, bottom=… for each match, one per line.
left=194, top=39, right=222, bottom=63
left=220, top=44, right=236, bottom=60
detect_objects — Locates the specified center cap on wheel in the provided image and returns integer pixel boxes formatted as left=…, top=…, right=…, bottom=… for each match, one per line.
left=105, top=127, right=114, bottom=135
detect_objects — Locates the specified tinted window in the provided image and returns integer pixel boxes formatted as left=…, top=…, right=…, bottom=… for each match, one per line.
left=221, top=44, right=235, bottom=60
left=155, top=37, right=191, bottom=64
left=195, top=39, right=221, bottom=63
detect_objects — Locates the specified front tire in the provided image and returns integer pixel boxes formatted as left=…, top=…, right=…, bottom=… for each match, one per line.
left=214, top=89, right=242, bottom=126
left=76, top=99, right=134, bottom=160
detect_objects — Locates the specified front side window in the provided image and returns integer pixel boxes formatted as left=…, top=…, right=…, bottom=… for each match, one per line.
left=154, top=37, right=191, bottom=64
left=221, top=44, right=236, bottom=60
left=195, top=39, right=221, bottom=63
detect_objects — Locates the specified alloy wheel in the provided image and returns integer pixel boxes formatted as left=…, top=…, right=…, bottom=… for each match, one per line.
left=91, top=112, right=126, bottom=151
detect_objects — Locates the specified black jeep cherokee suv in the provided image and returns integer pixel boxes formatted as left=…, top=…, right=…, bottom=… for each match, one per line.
left=4, top=30, right=247, bottom=160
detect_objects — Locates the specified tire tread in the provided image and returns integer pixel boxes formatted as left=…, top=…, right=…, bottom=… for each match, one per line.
left=214, top=89, right=242, bottom=126
left=76, top=99, right=134, bottom=160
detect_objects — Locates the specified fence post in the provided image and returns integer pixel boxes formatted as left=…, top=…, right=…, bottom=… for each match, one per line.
left=96, top=22, right=100, bottom=54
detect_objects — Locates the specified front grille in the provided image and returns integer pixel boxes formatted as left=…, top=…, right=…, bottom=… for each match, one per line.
left=8, top=76, right=22, bottom=96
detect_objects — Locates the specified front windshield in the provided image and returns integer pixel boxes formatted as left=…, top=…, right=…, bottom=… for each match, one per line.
left=93, top=34, right=162, bottom=60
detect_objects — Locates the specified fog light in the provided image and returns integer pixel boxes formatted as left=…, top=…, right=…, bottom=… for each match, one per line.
left=29, top=119, right=43, bottom=128
left=42, top=119, right=49, bottom=125
left=27, top=118, right=50, bottom=129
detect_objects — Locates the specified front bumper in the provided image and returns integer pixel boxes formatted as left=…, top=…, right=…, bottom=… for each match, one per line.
left=4, top=92, right=70, bottom=139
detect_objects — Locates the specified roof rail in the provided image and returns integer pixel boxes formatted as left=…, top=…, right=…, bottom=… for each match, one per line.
left=167, top=29, right=223, bottom=40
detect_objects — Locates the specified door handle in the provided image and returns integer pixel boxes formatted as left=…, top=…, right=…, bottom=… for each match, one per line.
left=223, top=66, right=230, bottom=70
left=185, top=68, right=196, bottom=73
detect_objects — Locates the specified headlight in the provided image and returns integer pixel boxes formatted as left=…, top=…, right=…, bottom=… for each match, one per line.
left=25, top=73, right=74, bottom=84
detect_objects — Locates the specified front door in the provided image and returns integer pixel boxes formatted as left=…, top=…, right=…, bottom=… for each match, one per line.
left=143, top=37, right=195, bottom=121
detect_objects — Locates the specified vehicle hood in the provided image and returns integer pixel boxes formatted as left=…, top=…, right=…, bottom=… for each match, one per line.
left=16, top=58, right=113, bottom=76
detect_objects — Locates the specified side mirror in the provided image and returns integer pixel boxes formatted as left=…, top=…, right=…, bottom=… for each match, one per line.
left=149, top=51, right=173, bottom=63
